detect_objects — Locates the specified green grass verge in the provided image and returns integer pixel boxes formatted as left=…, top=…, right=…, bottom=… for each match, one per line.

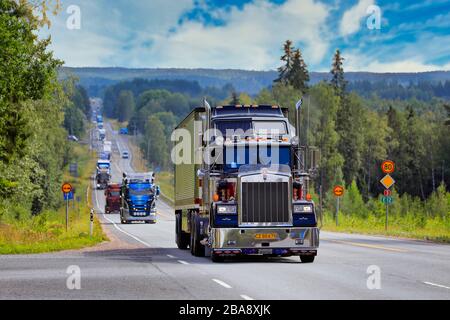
left=0, top=144, right=107, bottom=254
left=321, top=212, right=450, bottom=243
left=156, top=171, right=174, bottom=205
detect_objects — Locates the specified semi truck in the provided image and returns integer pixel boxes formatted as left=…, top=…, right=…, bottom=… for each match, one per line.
left=98, top=129, right=106, bottom=141
left=96, top=159, right=111, bottom=190
left=103, top=141, right=112, bottom=159
left=120, top=172, right=160, bottom=224
left=105, top=183, right=121, bottom=214
left=173, top=101, right=320, bottom=263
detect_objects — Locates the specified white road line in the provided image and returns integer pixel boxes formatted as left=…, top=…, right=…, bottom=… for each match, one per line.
left=240, top=295, right=255, bottom=301
left=424, top=281, right=450, bottom=290
left=167, top=255, right=176, bottom=259
left=212, top=279, right=232, bottom=289
left=178, top=260, right=190, bottom=265
left=94, top=183, right=152, bottom=248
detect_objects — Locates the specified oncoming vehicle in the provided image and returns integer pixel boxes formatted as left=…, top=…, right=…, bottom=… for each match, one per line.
left=173, top=101, right=320, bottom=263
left=105, top=184, right=121, bottom=214
left=120, top=172, right=160, bottom=224
left=122, top=151, right=130, bottom=159
left=96, top=159, right=111, bottom=190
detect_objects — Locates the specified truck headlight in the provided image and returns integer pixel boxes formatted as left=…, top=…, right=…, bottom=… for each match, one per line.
left=217, top=205, right=237, bottom=215
left=293, top=205, right=313, bottom=214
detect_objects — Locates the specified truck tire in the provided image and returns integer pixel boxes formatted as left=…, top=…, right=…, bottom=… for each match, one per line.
left=175, top=212, right=189, bottom=250
left=300, top=255, right=315, bottom=263
left=190, top=215, right=205, bottom=257
left=211, top=253, right=224, bottom=263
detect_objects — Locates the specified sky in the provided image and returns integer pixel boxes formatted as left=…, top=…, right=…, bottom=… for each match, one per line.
left=40, top=0, right=450, bottom=72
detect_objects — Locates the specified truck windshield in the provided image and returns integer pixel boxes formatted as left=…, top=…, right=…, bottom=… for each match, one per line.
left=215, top=120, right=252, bottom=137
left=129, top=184, right=151, bottom=196
left=214, top=120, right=287, bottom=137
left=253, top=121, right=287, bottom=136
left=109, top=191, right=120, bottom=197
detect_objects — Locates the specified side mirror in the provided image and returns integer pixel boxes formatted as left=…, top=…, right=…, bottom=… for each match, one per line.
left=197, top=169, right=206, bottom=179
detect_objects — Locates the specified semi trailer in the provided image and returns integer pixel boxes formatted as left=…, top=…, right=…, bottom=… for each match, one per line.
left=173, top=101, right=319, bottom=263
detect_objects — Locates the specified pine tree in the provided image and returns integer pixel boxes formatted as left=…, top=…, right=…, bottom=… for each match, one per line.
left=275, top=40, right=295, bottom=84
left=230, top=92, right=240, bottom=105
left=331, top=49, right=347, bottom=98
left=289, top=49, right=310, bottom=94
left=444, top=104, right=450, bottom=126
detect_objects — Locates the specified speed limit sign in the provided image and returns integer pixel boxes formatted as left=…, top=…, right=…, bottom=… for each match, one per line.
left=381, top=160, right=395, bottom=174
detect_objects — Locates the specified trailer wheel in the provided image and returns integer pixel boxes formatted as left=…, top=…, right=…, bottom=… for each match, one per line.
left=175, top=212, right=189, bottom=250
left=300, top=255, right=315, bottom=263
left=190, top=215, right=205, bottom=257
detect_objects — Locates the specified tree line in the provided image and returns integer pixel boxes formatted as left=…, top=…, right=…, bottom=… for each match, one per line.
left=0, top=0, right=89, bottom=219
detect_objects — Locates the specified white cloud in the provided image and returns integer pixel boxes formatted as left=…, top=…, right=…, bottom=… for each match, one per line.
left=340, top=0, right=374, bottom=37
left=134, top=0, right=330, bottom=69
left=343, top=33, right=450, bottom=72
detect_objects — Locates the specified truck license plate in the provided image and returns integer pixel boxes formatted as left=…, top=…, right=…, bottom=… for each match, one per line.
left=259, top=249, right=273, bottom=255
left=255, top=233, right=278, bottom=240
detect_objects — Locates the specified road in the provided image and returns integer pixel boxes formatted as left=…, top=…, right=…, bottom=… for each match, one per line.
left=0, top=123, right=449, bottom=300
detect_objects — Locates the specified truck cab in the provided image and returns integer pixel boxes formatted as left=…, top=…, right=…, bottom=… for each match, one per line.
left=105, top=183, right=121, bottom=214
left=174, top=103, right=319, bottom=263
left=120, top=172, right=160, bottom=224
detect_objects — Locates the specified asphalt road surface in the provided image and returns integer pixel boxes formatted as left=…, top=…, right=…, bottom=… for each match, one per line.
left=0, top=123, right=449, bottom=300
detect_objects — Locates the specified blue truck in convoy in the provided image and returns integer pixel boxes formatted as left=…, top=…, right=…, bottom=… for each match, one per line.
left=174, top=101, right=320, bottom=263
left=120, top=172, right=160, bottom=224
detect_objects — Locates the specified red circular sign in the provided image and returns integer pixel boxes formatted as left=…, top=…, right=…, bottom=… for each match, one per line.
left=62, top=183, right=73, bottom=194
left=382, top=160, right=395, bottom=174
left=333, top=186, right=345, bottom=197
left=384, top=189, right=392, bottom=197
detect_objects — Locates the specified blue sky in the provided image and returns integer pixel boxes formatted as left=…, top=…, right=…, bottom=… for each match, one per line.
left=40, top=0, right=450, bottom=72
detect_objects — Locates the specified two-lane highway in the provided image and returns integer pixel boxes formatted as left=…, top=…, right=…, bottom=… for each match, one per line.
left=0, top=123, right=449, bottom=300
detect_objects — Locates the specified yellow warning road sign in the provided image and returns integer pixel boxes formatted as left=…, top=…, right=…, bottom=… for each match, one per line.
left=380, top=175, right=395, bottom=189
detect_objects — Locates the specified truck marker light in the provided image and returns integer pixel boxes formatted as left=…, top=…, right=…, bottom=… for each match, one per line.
left=213, top=194, right=219, bottom=202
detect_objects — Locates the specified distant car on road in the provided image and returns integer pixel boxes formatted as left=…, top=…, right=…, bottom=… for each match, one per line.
left=122, top=151, right=130, bottom=159
left=67, top=135, right=79, bottom=142
left=119, top=128, right=129, bottom=135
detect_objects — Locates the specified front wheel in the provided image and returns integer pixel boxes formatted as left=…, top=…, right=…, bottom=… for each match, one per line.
left=211, top=253, right=225, bottom=263
left=300, top=255, right=315, bottom=263
left=190, top=215, right=205, bottom=257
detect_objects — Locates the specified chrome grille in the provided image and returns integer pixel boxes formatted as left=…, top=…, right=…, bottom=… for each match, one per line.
left=241, top=182, right=290, bottom=224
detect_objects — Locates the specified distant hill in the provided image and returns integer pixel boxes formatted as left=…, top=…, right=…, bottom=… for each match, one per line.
left=60, top=67, right=450, bottom=97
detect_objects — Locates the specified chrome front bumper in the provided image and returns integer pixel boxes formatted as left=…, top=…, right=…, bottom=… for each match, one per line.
left=210, top=227, right=319, bottom=254
left=121, top=210, right=157, bottom=222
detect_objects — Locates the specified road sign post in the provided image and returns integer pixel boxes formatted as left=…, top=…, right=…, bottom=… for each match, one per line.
left=62, top=183, right=73, bottom=232
left=90, top=209, right=94, bottom=237
left=380, top=161, right=396, bottom=231
left=333, top=186, right=345, bottom=227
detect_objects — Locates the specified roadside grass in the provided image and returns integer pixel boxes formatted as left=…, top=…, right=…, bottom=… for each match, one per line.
left=156, top=171, right=174, bottom=204
left=0, top=144, right=107, bottom=254
left=321, top=212, right=450, bottom=243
